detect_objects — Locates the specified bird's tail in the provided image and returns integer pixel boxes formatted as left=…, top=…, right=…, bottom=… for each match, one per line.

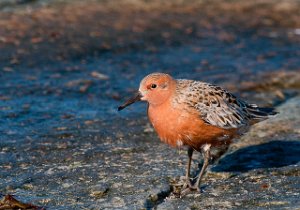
left=246, top=104, right=278, bottom=121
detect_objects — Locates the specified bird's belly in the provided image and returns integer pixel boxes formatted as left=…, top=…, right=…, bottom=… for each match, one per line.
left=148, top=104, right=236, bottom=150
left=149, top=113, right=185, bottom=147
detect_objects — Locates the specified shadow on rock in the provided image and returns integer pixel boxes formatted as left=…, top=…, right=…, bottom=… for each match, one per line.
left=212, top=140, right=300, bottom=172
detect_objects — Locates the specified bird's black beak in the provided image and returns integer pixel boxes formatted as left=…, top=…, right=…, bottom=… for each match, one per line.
left=118, top=92, right=142, bottom=111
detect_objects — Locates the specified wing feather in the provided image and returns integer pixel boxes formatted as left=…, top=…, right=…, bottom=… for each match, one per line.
left=175, top=80, right=276, bottom=129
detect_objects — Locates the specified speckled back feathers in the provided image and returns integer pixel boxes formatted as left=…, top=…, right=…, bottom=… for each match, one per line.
left=173, top=79, right=276, bottom=129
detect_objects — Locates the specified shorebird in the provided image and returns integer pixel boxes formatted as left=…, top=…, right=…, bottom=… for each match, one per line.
left=118, top=73, right=276, bottom=196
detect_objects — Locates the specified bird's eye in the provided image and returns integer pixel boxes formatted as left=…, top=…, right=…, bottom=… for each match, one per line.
left=151, top=84, right=157, bottom=89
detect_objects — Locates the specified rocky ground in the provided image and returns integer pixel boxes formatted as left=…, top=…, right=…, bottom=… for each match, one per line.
left=0, top=0, right=300, bottom=209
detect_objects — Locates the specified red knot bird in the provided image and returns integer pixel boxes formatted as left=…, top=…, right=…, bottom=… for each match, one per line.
left=118, top=72, right=277, bottom=196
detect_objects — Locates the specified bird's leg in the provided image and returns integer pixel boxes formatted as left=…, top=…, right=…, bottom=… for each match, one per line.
left=179, top=147, right=194, bottom=197
left=182, top=147, right=193, bottom=189
left=192, top=144, right=211, bottom=192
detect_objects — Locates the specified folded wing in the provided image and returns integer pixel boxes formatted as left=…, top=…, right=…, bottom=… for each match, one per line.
left=176, top=80, right=277, bottom=129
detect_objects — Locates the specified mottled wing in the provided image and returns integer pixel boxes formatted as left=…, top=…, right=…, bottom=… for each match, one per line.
left=194, top=83, right=250, bottom=128
left=175, top=80, right=273, bottom=129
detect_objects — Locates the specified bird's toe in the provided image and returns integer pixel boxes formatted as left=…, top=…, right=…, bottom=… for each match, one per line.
left=180, top=184, right=201, bottom=197
left=182, top=179, right=193, bottom=190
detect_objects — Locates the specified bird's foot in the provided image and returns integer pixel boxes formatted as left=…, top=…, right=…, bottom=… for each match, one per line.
left=181, top=179, right=193, bottom=190
left=180, top=184, right=201, bottom=198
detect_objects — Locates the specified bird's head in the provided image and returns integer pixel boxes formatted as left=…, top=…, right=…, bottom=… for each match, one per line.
left=118, top=73, right=176, bottom=111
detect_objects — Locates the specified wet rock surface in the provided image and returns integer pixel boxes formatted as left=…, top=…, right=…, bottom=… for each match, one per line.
left=0, top=0, right=300, bottom=209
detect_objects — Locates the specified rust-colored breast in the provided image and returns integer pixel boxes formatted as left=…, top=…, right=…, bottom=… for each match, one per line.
left=148, top=100, right=237, bottom=150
